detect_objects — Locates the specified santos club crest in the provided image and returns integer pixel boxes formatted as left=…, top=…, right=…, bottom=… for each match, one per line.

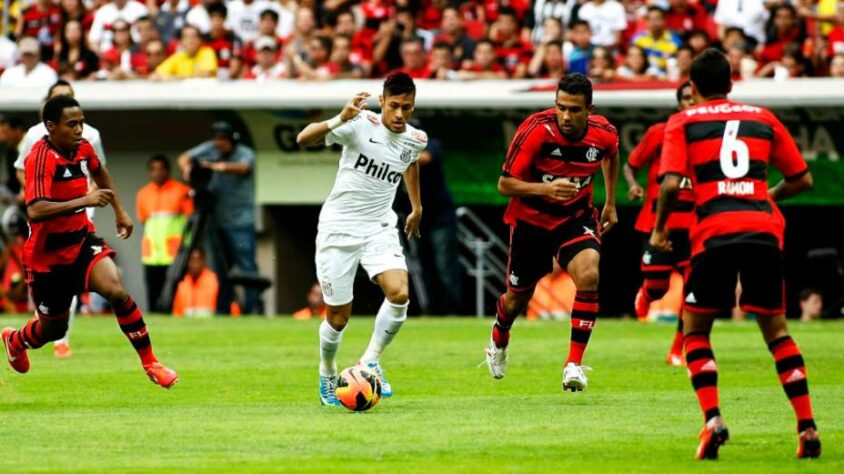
left=400, top=149, right=412, bottom=163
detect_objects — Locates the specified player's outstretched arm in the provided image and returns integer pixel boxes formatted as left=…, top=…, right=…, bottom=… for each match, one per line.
left=403, top=162, right=422, bottom=239
left=769, top=172, right=813, bottom=202
left=600, top=153, right=620, bottom=232
left=622, top=163, right=644, bottom=201
left=27, top=191, right=113, bottom=222
left=650, top=174, right=681, bottom=251
left=296, top=92, right=370, bottom=147
left=91, top=164, right=134, bottom=240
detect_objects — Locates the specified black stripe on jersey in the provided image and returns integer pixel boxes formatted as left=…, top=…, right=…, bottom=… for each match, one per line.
left=696, top=197, right=772, bottom=220
left=700, top=232, right=779, bottom=251
left=651, top=199, right=695, bottom=213
left=34, top=145, right=47, bottom=199
left=685, top=120, right=774, bottom=143
left=53, top=163, right=87, bottom=182
left=521, top=193, right=589, bottom=217
left=540, top=144, right=609, bottom=163
left=44, top=227, right=89, bottom=252
left=693, top=159, right=768, bottom=183
left=504, top=115, right=555, bottom=171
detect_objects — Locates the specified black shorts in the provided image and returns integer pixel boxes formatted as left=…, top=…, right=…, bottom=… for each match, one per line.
left=684, top=243, right=784, bottom=316
left=507, top=209, right=600, bottom=293
left=641, top=230, right=691, bottom=272
left=26, top=234, right=115, bottom=316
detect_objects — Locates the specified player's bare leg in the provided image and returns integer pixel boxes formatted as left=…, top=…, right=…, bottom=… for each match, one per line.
left=562, top=249, right=599, bottom=391
left=358, top=269, right=409, bottom=397
left=88, top=257, right=178, bottom=388
left=319, top=302, right=351, bottom=406
left=486, top=289, right=533, bottom=379
left=53, top=295, right=77, bottom=358
left=682, top=312, right=728, bottom=459
left=757, top=314, right=821, bottom=458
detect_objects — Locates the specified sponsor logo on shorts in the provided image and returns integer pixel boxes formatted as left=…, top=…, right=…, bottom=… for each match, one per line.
left=321, top=282, right=334, bottom=297
left=642, top=251, right=652, bottom=265
left=509, top=272, right=519, bottom=286
left=38, top=303, right=50, bottom=315
left=583, top=226, right=596, bottom=237
left=685, top=292, right=697, bottom=304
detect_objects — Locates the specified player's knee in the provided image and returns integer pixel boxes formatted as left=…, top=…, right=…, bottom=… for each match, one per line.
left=504, top=291, right=531, bottom=315
left=104, top=288, right=130, bottom=308
left=385, top=286, right=409, bottom=305
left=575, top=268, right=599, bottom=290
left=327, top=309, right=350, bottom=331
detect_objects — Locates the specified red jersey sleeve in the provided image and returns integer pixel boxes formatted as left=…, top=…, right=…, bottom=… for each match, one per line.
left=658, top=113, right=688, bottom=178
left=627, top=123, right=663, bottom=169
left=502, top=119, right=543, bottom=181
left=83, top=142, right=102, bottom=173
left=25, top=145, right=56, bottom=205
left=769, top=115, right=808, bottom=180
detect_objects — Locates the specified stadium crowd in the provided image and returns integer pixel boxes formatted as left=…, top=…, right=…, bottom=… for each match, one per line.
left=2, top=0, right=844, bottom=84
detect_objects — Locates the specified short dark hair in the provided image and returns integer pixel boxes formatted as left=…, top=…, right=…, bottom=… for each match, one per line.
left=260, top=8, right=279, bottom=23
left=47, top=79, right=73, bottom=100
left=690, top=48, right=731, bottom=98
left=677, top=44, right=694, bottom=56
left=313, top=35, right=332, bottom=53
left=499, top=7, right=517, bottom=19
left=545, top=39, right=563, bottom=50
left=646, top=5, right=666, bottom=17
left=557, top=73, right=593, bottom=106
left=476, top=38, right=494, bottom=49
left=383, top=71, right=416, bottom=97
left=0, top=115, right=25, bottom=130
left=42, top=95, right=80, bottom=126
left=207, top=2, right=227, bottom=18
left=570, top=20, right=590, bottom=30
left=800, top=288, right=821, bottom=301
left=148, top=154, right=171, bottom=171
left=675, top=80, right=691, bottom=103
left=180, top=25, right=201, bottom=39
left=433, top=40, right=453, bottom=52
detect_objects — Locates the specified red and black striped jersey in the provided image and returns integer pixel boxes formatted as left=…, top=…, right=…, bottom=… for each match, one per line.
left=24, top=137, right=101, bottom=272
left=502, top=110, right=619, bottom=230
left=659, top=99, right=808, bottom=257
left=627, top=121, right=695, bottom=233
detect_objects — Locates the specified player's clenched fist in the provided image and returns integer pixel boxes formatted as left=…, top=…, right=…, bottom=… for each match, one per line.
left=340, top=92, right=370, bottom=122
left=545, top=179, right=579, bottom=201
left=86, top=189, right=115, bottom=207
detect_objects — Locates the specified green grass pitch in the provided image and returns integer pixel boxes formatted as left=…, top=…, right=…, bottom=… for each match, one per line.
left=0, top=316, right=841, bottom=472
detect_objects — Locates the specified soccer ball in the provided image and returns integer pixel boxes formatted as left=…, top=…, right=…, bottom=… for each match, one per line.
left=335, top=366, right=382, bottom=412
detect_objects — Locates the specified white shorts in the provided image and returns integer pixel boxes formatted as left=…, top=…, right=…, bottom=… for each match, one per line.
left=315, top=226, right=407, bottom=306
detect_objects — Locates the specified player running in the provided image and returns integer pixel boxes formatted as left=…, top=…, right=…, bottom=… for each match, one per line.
left=296, top=72, right=426, bottom=406
left=1, top=95, right=178, bottom=389
left=623, top=81, right=696, bottom=366
left=652, top=49, right=819, bottom=460
left=484, top=73, right=619, bottom=392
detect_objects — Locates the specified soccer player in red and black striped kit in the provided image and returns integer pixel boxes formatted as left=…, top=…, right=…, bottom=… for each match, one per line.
left=484, top=74, right=619, bottom=392
left=623, top=81, right=696, bottom=366
left=1, top=95, right=178, bottom=388
left=652, top=49, right=820, bottom=459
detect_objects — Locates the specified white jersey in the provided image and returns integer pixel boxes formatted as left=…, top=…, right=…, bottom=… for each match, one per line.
left=16, top=122, right=106, bottom=170
left=320, top=110, right=427, bottom=236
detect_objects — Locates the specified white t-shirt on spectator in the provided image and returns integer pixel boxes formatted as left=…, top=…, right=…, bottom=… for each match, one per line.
left=531, top=0, right=577, bottom=44
left=714, top=0, right=769, bottom=45
left=89, top=1, right=150, bottom=51
left=577, top=0, right=628, bottom=48
left=0, top=36, right=16, bottom=73
left=227, top=0, right=271, bottom=44
left=186, top=5, right=211, bottom=34
left=249, top=63, right=287, bottom=82
left=0, top=63, right=58, bottom=88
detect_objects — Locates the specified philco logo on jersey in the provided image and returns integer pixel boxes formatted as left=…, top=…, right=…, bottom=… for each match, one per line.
left=541, top=174, right=592, bottom=188
left=354, top=154, right=403, bottom=184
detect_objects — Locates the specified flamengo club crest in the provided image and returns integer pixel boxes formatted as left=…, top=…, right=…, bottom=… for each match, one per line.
left=400, top=149, right=412, bottom=163
left=586, top=147, right=599, bottom=162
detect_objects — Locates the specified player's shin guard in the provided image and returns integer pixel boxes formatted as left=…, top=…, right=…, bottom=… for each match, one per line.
left=566, top=290, right=598, bottom=365
left=768, top=336, right=816, bottom=433
left=113, top=297, right=157, bottom=367
left=642, top=269, right=671, bottom=303
left=319, top=320, right=344, bottom=377
left=360, top=298, right=408, bottom=364
left=685, top=331, right=721, bottom=422
left=9, top=317, right=51, bottom=351
left=492, top=295, right=518, bottom=348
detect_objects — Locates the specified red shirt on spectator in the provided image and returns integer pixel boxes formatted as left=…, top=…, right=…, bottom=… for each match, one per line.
left=417, top=0, right=444, bottom=30
left=20, top=3, right=62, bottom=48
left=758, top=28, right=802, bottom=64
left=462, top=61, right=506, bottom=74
left=828, top=27, right=844, bottom=57
left=494, top=36, right=532, bottom=76
left=209, top=31, right=244, bottom=69
left=665, top=3, right=709, bottom=35
left=398, top=65, right=432, bottom=79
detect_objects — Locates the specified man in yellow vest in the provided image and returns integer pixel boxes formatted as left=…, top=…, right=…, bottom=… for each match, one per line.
left=136, top=155, right=193, bottom=312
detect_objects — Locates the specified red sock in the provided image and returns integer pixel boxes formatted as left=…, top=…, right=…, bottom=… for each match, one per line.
left=492, top=295, right=517, bottom=348
left=9, top=317, right=48, bottom=351
left=114, top=297, right=157, bottom=367
left=669, top=313, right=684, bottom=355
left=684, top=332, right=720, bottom=422
left=768, top=336, right=816, bottom=432
left=566, top=290, right=598, bottom=365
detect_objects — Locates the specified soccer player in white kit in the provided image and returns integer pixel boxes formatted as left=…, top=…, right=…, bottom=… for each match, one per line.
left=296, top=72, right=426, bottom=406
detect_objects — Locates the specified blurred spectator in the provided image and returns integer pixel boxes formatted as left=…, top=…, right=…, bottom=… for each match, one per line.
left=153, top=0, right=189, bottom=46
left=617, top=44, right=662, bottom=81
left=178, top=121, right=262, bottom=315
left=577, top=0, right=627, bottom=49
left=99, top=19, right=143, bottom=80
left=826, top=3, right=844, bottom=57
left=667, top=44, right=693, bottom=81
left=527, top=260, right=575, bottom=320
left=152, top=25, right=218, bottom=79
left=799, top=288, right=823, bottom=322
left=0, top=36, right=16, bottom=75
left=0, top=115, right=25, bottom=197
left=396, top=36, right=430, bottom=78
left=756, top=41, right=809, bottom=79
left=758, top=4, right=805, bottom=66
left=684, top=28, right=711, bottom=55
left=292, top=282, right=327, bottom=320
left=492, top=7, right=532, bottom=78
left=136, top=15, right=160, bottom=50
left=714, top=0, right=768, bottom=46
left=632, top=6, right=681, bottom=74
left=287, top=35, right=338, bottom=80
left=535, top=17, right=565, bottom=44
left=529, top=39, right=565, bottom=78
left=436, top=6, right=476, bottom=65
left=588, top=45, right=616, bottom=82
left=242, top=8, right=282, bottom=69
left=428, top=41, right=456, bottom=79
left=528, top=0, right=577, bottom=45
left=459, top=38, right=508, bottom=79
left=331, top=34, right=366, bottom=78
left=54, top=19, right=100, bottom=80
left=244, top=36, right=287, bottom=80
left=136, top=154, right=194, bottom=312
left=15, top=0, right=61, bottom=61
left=59, top=0, right=94, bottom=33
left=207, top=2, right=244, bottom=78
left=89, top=0, right=150, bottom=52
left=0, top=0, right=21, bottom=37
left=0, top=37, right=58, bottom=87
left=287, top=6, right=318, bottom=59
left=831, top=54, right=844, bottom=77
left=396, top=6, right=435, bottom=50
left=185, top=0, right=215, bottom=35
left=227, top=0, right=270, bottom=44
left=140, top=39, right=167, bottom=76
left=664, top=0, right=708, bottom=35
left=563, top=19, right=594, bottom=75
left=172, top=249, right=219, bottom=318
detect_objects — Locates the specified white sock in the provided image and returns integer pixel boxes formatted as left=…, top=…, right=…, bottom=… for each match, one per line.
left=54, top=295, right=77, bottom=346
left=319, top=320, right=344, bottom=377
left=360, top=299, right=408, bottom=364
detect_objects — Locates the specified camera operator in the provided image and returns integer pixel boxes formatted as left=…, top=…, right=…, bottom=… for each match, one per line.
left=178, top=122, right=263, bottom=315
